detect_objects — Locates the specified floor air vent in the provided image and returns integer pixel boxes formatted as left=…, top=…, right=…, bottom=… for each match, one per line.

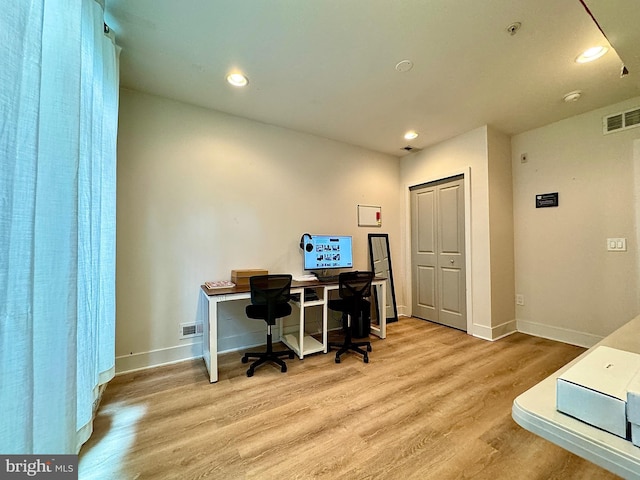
left=603, top=107, right=640, bottom=134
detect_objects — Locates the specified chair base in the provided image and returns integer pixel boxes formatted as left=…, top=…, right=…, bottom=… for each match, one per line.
left=328, top=339, right=372, bottom=363
left=242, top=348, right=294, bottom=377
left=328, top=312, right=372, bottom=363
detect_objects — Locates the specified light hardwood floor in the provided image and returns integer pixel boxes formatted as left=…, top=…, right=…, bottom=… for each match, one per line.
left=79, top=318, right=620, bottom=479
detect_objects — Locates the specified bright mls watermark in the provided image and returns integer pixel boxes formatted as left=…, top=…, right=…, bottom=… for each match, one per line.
left=0, top=455, right=77, bottom=479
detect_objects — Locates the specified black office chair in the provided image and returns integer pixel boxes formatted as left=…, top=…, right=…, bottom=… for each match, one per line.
left=328, top=271, right=374, bottom=364
left=242, top=274, right=295, bottom=377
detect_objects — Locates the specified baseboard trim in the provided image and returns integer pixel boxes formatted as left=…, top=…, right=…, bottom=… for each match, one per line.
left=516, top=319, right=603, bottom=348
left=115, top=335, right=280, bottom=375
left=473, top=319, right=517, bottom=341
left=116, top=318, right=602, bottom=375
left=116, top=342, right=203, bottom=375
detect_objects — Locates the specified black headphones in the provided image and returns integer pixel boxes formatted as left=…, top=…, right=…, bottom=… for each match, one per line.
left=299, top=233, right=313, bottom=252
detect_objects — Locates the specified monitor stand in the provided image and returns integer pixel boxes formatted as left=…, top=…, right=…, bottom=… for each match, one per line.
left=315, top=269, right=341, bottom=283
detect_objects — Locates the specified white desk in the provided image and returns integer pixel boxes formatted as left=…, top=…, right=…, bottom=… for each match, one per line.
left=512, top=315, right=640, bottom=479
left=198, top=278, right=387, bottom=383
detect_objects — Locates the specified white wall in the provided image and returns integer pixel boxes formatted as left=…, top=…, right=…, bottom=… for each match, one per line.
left=512, top=96, right=640, bottom=347
left=115, top=88, right=640, bottom=372
left=400, top=126, right=497, bottom=338
left=487, top=126, right=516, bottom=337
left=115, top=89, right=401, bottom=372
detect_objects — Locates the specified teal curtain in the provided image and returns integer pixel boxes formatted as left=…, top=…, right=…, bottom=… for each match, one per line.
left=0, top=0, right=119, bottom=453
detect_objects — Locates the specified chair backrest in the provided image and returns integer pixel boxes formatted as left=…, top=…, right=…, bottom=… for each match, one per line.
left=249, top=274, right=292, bottom=307
left=338, top=271, right=374, bottom=301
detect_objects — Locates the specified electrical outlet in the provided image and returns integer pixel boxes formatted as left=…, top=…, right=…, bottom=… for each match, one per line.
left=516, top=294, right=525, bottom=306
left=607, top=238, right=627, bottom=251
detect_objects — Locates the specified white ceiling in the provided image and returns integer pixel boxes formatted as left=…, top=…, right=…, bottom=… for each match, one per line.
left=104, top=0, right=640, bottom=157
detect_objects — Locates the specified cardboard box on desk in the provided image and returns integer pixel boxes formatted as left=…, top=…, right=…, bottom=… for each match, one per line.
left=556, top=345, right=640, bottom=439
left=626, top=368, right=640, bottom=446
left=231, top=269, right=268, bottom=286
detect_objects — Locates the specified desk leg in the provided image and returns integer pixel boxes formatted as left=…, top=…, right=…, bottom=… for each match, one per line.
left=379, top=280, right=386, bottom=339
left=323, top=288, right=329, bottom=353
left=298, top=303, right=305, bottom=359
left=370, top=281, right=387, bottom=339
left=203, top=293, right=219, bottom=383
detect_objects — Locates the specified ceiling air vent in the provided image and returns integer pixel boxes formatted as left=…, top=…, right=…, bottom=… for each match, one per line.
left=603, top=107, right=640, bottom=134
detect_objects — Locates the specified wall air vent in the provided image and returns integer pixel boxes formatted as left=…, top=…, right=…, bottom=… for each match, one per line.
left=603, top=107, right=640, bottom=134
left=625, top=108, right=640, bottom=128
left=180, top=322, right=203, bottom=339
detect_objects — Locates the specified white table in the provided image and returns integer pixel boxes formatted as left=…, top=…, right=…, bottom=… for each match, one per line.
left=198, top=278, right=387, bottom=383
left=512, top=315, right=640, bottom=479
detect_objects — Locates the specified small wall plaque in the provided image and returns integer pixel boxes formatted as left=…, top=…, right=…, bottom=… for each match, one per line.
left=536, top=192, right=558, bottom=208
left=357, top=205, right=382, bottom=227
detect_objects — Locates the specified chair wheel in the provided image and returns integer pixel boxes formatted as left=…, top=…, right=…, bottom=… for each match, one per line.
left=242, top=356, right=248, bottom=364
left=289, top=352, right=295, bottom=359
left=335, top=356, right=341, bottom=364
left=246, top=369, right=254, bottom=377
left=281, top=365, right=287, bottom=373
left=367, top=344, right=372, bottom=352
left=363, top=354, right=369, bottom=363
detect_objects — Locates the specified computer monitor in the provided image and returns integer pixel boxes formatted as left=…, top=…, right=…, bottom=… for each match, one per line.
left=302, top=234, right=353, bottom=271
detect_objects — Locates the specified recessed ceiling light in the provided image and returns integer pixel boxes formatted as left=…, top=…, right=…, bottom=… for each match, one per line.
left=563, top=90, right=582, bottom=102
left=226, top=72, right=249, bottom=87
left=576, top=46, right=608, bottom=63
left=404, top=130, right=419, bottom=140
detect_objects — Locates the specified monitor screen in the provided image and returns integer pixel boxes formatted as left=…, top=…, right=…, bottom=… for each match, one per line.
left=303, top=235, right=353, bottom=271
